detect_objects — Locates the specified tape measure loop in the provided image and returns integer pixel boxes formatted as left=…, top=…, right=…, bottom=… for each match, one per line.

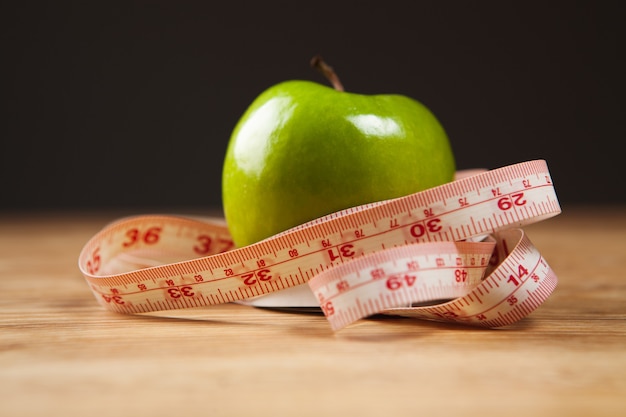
left=78, top=160, right=561, bottom=331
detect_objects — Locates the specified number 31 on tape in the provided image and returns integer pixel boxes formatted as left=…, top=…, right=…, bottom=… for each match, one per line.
left=79, top=160, right=561, bottom=331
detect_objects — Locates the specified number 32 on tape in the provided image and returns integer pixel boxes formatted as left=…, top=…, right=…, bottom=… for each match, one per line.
left=79, top=160, right=561, bottom=331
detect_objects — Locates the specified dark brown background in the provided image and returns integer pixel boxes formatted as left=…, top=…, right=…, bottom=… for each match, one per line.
left=2, top=0, right=624, bottom=212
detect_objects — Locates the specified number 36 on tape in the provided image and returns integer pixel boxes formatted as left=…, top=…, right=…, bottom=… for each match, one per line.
left=78, top=160, right=561, bottom=331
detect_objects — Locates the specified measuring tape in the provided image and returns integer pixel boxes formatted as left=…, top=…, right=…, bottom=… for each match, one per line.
left=78, top=159, right=561, bottom=331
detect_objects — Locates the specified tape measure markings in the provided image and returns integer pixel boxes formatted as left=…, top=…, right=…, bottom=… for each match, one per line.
left=374, top=229, right=557, bottom=329
left=308, top=240, right=498, bottom=330
left=79, top=160, right=560, bottom=330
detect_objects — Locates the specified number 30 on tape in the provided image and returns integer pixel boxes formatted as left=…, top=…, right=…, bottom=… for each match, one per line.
left=78, top=160, right=561, bottom=331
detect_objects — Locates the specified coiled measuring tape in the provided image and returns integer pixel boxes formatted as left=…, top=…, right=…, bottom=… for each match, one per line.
left=78, top=159, right=560, bottom=331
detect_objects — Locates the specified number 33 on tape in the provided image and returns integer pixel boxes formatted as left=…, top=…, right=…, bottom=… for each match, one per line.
left=79, top=160, right=561, bottom=331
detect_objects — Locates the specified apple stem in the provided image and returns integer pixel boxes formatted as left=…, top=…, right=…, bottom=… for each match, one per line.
left=310, top=55, right=345, bottom=92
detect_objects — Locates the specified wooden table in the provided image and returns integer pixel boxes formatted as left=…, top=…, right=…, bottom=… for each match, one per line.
left=1, top=206, right=625, bottom=417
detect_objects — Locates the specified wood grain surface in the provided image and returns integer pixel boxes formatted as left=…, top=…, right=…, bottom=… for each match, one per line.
left=1, top=206, right=625, bottom=417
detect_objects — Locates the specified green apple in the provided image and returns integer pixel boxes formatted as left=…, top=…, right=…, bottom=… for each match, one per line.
left=222, top=58, right=455, bottom=248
